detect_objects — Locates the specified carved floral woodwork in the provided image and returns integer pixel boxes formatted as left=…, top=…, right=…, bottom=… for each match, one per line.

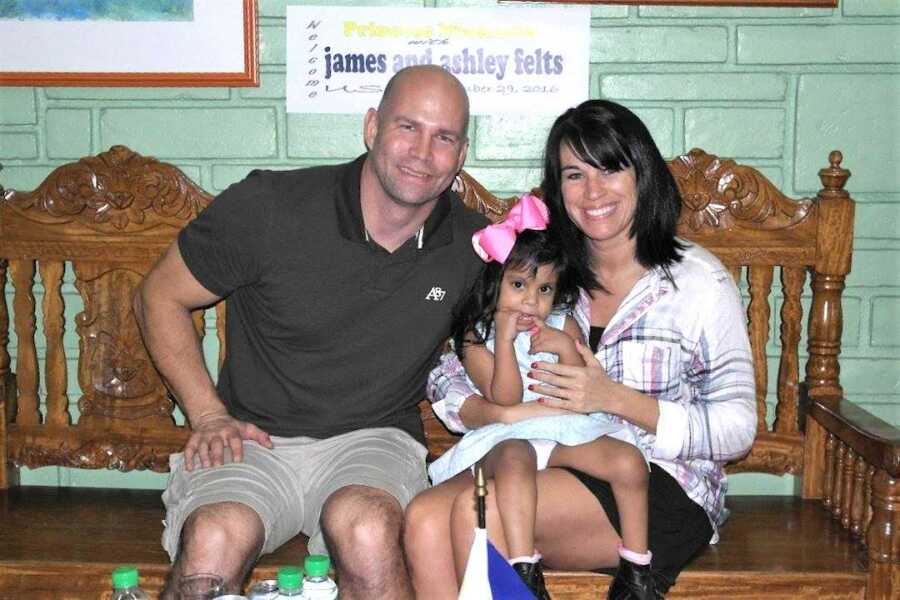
left=671, top=149, right=813, bottom=233
left=726, top=434, right=804, bottom=476
left=11, top=435, right=175, bottom=472
left=455, top=170, right=513, bottom=220
left=2, top=145, right=211, bottom=232
left=73, top=262, right=170, bottom=420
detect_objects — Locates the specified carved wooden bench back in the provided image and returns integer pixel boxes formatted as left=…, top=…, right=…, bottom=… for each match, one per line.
left=0, top=146, right=212, bottom=485
left=0, top=145, right=852, bottom=489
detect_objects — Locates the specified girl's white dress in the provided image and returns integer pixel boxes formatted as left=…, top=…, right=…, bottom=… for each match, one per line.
left=427, top=310, right=638, bottom=485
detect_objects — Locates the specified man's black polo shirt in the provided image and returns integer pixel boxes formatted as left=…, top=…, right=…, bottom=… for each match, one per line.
left=178, top=155, right=487, bottom=444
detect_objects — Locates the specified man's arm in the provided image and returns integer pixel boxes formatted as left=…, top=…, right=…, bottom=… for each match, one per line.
left=133, top=242, right=272, bottom=469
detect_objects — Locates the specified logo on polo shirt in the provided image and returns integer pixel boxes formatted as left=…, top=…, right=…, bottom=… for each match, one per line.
left=425, top=286, right=446, bottom=301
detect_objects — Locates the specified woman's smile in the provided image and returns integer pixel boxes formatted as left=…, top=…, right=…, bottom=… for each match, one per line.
left=584, top=203, right=618, bottom=219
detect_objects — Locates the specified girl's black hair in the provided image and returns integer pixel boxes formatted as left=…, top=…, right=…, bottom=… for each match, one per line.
left=541, top=99, right=685, bottom=289
left=451, top=228, right=579, bottom=360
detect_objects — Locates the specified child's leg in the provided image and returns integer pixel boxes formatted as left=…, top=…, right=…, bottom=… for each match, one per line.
left=481, top=439, right=539, bottom=560
left=548, top=437, right=649, bottom=554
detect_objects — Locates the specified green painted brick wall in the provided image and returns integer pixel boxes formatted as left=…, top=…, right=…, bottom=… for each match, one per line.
left=1, top=1, right=898, bottom=494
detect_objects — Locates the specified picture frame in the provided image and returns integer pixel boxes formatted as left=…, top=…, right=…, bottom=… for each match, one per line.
left=0, top=0, right=258, bottom=87
left=504, top=0, right=835, bottom=6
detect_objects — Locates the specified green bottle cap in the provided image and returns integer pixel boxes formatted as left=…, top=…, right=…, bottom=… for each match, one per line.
left=111, top=565, right=139, bottom=589
left=304, top=554, right=331, bottom=578
left=277, top=565, right=303, bottom=590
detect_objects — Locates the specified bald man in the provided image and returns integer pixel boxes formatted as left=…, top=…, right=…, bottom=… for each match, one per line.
left=134, top=66, right=487, bottom=599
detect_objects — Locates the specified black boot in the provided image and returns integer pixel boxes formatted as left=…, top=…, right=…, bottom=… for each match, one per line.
left=512, top=561, right=552, bottom=600
left=607, top=557, right=662, bottom=600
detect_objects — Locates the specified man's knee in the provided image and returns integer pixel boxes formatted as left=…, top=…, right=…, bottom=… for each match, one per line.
left=180, top=501, right=265, bottom=560
left=320, top=485, right=404, bottom=553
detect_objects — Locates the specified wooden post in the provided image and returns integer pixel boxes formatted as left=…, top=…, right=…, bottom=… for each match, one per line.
left=0, top=258, right=17, bottom=488
left=805, top=151, right=853, bottom=406
left=866, top=470, right=899, bottom=600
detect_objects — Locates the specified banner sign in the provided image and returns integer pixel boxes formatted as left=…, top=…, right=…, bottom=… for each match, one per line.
left=286, top=6, right=590, bottom=115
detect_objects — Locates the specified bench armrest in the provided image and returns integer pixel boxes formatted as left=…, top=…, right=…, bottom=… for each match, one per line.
left=811, top=399, right=900, bottom=478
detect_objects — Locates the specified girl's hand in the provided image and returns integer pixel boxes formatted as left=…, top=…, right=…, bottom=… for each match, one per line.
left=529, top=339, right=618, bottom=414
left=493, top=308, right=533, bottom=342
left=528, top=319, right=576, bottom=357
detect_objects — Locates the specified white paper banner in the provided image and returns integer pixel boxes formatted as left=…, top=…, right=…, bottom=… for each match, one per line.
left=287, top=6, right=590, bottom=115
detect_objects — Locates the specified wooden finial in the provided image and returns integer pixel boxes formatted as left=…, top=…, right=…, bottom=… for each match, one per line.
left=818, top=149, right=850, bottom=194
left=829, top=150, right=843, bottom=168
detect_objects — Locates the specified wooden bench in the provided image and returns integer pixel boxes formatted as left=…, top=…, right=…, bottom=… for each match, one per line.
left=0, top=145, right=897, bottom=599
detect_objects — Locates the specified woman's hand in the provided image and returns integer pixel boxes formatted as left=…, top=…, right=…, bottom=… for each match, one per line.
left=530, top=340, right=661, bottom=432
left=529, top=339, right=619, bottom=415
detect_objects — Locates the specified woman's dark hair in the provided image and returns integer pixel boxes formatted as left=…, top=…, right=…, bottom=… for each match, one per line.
left=541, top=99, right=685, bottom=288
left=451, top=229, right=579, bottom=360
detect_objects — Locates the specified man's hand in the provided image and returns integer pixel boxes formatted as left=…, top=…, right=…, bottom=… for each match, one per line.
left=183, top=411, right=273, bottom=471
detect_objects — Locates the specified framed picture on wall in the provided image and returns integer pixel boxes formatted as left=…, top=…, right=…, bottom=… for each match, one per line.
left=0, top=0, right=258, bottom=87
left=506, top=0, right=835, bottom=5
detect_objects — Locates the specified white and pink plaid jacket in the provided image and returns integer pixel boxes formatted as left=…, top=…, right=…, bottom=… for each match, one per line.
left=427, top=242, right=757, bottom=540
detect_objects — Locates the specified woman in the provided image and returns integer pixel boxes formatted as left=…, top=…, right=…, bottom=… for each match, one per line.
left=403, top=100, right=757, bottom=600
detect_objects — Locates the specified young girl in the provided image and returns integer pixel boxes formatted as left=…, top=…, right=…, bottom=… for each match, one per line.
left=427, top=194, right=655, bottom=600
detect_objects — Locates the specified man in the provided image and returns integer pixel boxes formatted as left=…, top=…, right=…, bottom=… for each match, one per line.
left=134, top=65, right=486, bottom=599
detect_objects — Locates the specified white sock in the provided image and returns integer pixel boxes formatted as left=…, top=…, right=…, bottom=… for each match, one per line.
left=618, top=543, right=652, bottom=566
left=508, top=551, right=541, bottom=566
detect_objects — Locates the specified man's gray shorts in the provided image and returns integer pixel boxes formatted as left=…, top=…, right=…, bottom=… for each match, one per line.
left=161, top=427, right=428, bottom=560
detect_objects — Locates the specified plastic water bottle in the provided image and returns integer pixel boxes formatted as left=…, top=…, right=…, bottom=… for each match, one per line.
left=111, top=566, right=150, bottom=600
left=275, top=566, right=304, bottom=598
left=247, top=579, right=280, bottom=599
left=301, top=555, right=338, bottom=600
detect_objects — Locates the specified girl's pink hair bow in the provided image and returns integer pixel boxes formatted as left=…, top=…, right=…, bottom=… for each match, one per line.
left=471, top=193, right=550, bottom=264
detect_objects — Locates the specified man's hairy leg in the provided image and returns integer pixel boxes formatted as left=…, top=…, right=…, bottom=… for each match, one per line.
left=161, top=502, right=264, bottom=599
left=320, top=485, right=414, bottom=600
